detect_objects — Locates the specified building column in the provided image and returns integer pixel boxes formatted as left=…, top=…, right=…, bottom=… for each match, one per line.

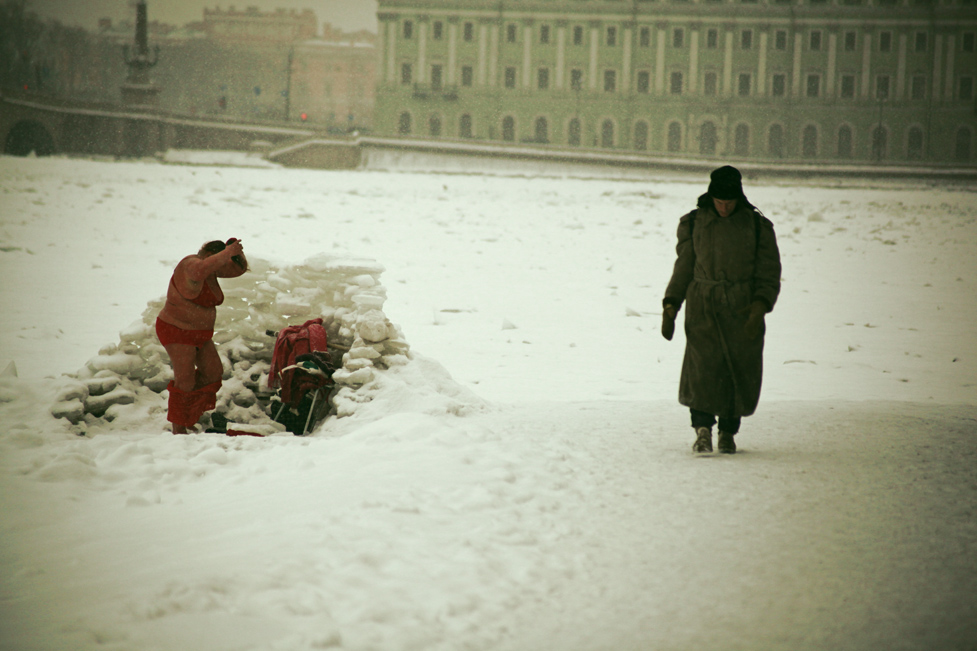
left=524, top=24, right=533, bottom=89
left=944, top=34, right=955, bottom=101
left=792, top=30, right=803, bottom=98
left=385, top=18, right=397, bottom=84
left=724, top=25, right=734, bottom=96
left=896, top=33, right=907, bottom=99
left=478, top=22, right=489, bottom=86
left=488, top=22, right=499, bottom=87
left=622, top=23, right=633, bottom=93
left=689, top=25, right=699, bottom=94
left=417, top=20, right=428, bottom=84
left=589, top=22, right=600, bottom=91
left=861, top=33, right=872, bottom=99
left=757, top=28, right=768, bottom=97
left=655, top=23, right=667, bottom=94
left=448, top=19, right=458, bottom=85
left=826, top=29, right=837, bottom=98
left=932, top=35, right=944, bottom=102
left=556, top=21, right=567, bottom=90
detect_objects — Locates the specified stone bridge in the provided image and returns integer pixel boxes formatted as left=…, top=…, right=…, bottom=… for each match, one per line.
left=0, top=90, right=319, bottom=160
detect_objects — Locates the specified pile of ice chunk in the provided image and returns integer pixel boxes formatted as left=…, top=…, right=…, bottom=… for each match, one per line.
left=51, top=254, right=415, bottom=431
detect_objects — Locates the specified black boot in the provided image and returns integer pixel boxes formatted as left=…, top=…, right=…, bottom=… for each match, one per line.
left=717, top=430, right=736, bottom=454
left=692, top=427, right=713, bottom=453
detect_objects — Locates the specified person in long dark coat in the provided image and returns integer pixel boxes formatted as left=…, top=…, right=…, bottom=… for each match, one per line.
left=661, top=166, right=781, bottom=453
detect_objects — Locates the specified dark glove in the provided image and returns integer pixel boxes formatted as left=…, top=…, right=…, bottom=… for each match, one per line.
left=661, top=305, right=677, bottom=341
left=742, top=301, right=767, bottom=339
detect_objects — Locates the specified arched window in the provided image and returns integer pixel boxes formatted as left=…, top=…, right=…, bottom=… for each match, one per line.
left=460, top=114, right=473, bottom=139
left=429, top=114, right=442, bottom=137
left=601, top=119, right=614, bottom=148
left=955, top=127, right=972, bottom=161
left=734, top=123, right=750, bottom=156
left=398, top=112, right=412, bottom=135
left=502, top=116, right=516, bottom=141
left=667, top=121, right=682, bottom=152
left=568, top=118, right=582, bottom=146
left=700, top=121, right=717, bottom=155
left=535, top=117, right=549, bottom=143
left=837, top=125, right=853, bottom=159
left=634, top=121, right=649, bottom=151
left=907, top=126, right=923, bottom=160
left=802, top=125, right=818, bottom=158
left=871, top=125, right=887, bottom=160
left=768, top=124, right=784, bottom=158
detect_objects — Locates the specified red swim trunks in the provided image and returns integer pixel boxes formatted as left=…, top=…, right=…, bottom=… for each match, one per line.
left=155, top=317, right=214, bottom=347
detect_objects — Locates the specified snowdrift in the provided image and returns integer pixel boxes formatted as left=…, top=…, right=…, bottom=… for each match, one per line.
left=48, top=254, right=485, bottom=436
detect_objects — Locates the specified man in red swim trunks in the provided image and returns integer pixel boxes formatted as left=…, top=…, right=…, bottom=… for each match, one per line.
left=156, top=239, right=247, bottom=433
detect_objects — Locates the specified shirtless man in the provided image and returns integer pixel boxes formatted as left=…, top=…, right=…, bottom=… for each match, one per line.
left=155, top=239, right=247, bottom=433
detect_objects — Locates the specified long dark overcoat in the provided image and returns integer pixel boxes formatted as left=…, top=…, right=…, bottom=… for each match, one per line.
left=664, top=194, right=782, bottom=418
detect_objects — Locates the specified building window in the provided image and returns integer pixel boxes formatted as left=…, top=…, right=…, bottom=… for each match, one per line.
left=673, top=28, right=685, bottom=48
left=538, top=68, right=550, bottom=90
left=535, top=117, right=549, bottom=143
left=640, top=27, right=651, bottom=47
left=670, top=71, right=684, bottom=94
left=568, top=118, right=582, bottom=146
left=738, top=73, right=752, bottom=96
left=464, top=22, right=474, bottom=42
left=775, top=30, right=788, bottom=51
left=398, top=112, right=411, bottom=135
left=879, top=31, right=892, bottom=52
left=573, top=25, right=584, bottom=46
left=907, top=126, right=924, bottom=160
left=911, top=75, right=926, bottom=100
left=461, top=66, right=474, bottom=87
left=810, top=30, right=822, bottom=51
left=872, top=126, right=887, bottom=160
left=604, top=70, right=617, bottom=92
left=700, top=121, right=718, bottom=155
left=431, top=65, right=443, bottom=91
left=707, top=29, right=719, bottom=49
left=960, top=77, right=975, bottom=101
left=637, top=71, right=650, bottom=93
left=840, top=74, right=856, bottom=98
left=401, top=63, right=412, bottom=85
left=540, top=24, right=550, bottom=44
left=741, top=30, right=753, bottom=50
left=802, top=125, right=818, bottom=158
left=502, top=116, right=515, bottom=141
left=963, top=33, right=976, bottom=53
left=768, top=123, right=785, bottom=157
left=505, top=67, right=517, bottom=88
left=807, top=74, right=821, bottom=98
left=460, top=114, right=473, bottom=138
left=772, top=73, right=787, bottom=97
left=704, top=71, right=718, bottom=96
left=403, top=20, right=413, bottom=39
left=429, top=114, right=442, bottom=137
left=601, top=120, right=615, bottom=148
left=432, top=21, right=443, bottom=40
left=844, top=31, right=857, bottom=52
left=914, top=32, right=927, bottom=53
left=570, top=69, right=584, bottom=91
left=837, top=125, right=853, bottom=158
left=668, top=122, right=683, bottom=152
left=506, top=24, right=517, bottom=43
left=635, top=122, right=649, bottom=150
left=734, top=123, right=750, bottom=156
left=876, top=74, right=890, bottom=99
left=955, top=127, right=972, bottom=161
left=607, top=26, right=618, bottom=47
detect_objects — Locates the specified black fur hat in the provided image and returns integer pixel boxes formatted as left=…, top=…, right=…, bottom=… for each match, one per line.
left=708, top=165, right=743, bottom=201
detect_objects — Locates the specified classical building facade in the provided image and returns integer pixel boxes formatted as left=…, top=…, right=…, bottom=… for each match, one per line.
left=374, top=0, right=977, bottom=165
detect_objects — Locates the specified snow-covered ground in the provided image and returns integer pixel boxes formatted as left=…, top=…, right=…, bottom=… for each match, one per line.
left=1, top=153, right=975, bottom=651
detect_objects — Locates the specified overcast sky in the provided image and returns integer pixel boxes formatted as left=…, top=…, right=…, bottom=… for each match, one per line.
left=28, top=0, right=379, bottom=33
